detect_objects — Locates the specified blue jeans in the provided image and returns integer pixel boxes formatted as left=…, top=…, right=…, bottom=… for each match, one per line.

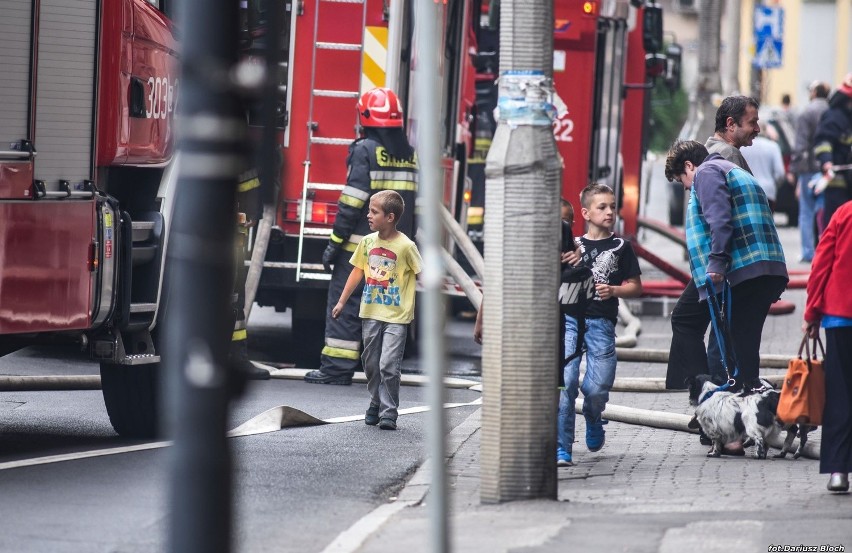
left=798, top=173, right=819, bottom=260
left=361, top=319, right=407, bottom=421
left=558, top=315, right=616, bottom=455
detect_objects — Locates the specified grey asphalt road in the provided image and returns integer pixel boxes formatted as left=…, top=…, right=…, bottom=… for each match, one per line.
left=0, top=312, right=482, bottom=553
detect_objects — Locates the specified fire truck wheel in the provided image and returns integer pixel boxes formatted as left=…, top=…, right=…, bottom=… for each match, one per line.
left=0, top=337, right=25, bottom=358
left=100, top=362, right=160, bottom=439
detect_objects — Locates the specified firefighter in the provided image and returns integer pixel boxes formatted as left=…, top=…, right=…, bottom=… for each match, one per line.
left=813, top=73, right=852, bottom=229
left=229, top=168, right=271, bottom=380
left=304, top=87, right=418, bottom=385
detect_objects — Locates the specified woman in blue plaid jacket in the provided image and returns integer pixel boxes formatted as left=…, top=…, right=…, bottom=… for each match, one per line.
left=663, top=140, right=789, bottom=400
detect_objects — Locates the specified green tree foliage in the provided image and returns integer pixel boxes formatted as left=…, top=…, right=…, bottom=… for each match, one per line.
left=647, top=83, right=688, bottom=152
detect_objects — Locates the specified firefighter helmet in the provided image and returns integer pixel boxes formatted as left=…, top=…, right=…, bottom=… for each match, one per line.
left=839, top=73, right=852, bottom=98
left=357, top=87, right=404, bottom=128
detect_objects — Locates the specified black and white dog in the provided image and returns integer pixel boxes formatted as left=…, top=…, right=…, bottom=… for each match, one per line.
left=685, top=375, right=811, bottom=459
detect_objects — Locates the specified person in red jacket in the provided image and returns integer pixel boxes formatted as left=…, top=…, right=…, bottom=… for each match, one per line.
left=803, top=200, right=852, bottom=493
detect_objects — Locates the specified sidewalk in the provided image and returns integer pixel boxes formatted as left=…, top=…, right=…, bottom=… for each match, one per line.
left=354, top=209, right=852, bottom=551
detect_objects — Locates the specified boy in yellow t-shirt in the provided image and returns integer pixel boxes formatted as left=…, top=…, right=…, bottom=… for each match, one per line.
left=331, top=190, right=422, bottom=430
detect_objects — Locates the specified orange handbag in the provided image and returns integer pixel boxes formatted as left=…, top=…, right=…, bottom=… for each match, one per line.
left=777, top=335, right=826, bottom=426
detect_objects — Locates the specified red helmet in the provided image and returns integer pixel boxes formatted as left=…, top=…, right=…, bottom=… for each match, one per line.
left=839, top=73, right=852, bottom=98
left=357, top=87, right=404, bottom=128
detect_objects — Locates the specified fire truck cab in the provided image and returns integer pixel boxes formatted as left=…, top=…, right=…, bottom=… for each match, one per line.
left=0, top=0, right=179, bottom=438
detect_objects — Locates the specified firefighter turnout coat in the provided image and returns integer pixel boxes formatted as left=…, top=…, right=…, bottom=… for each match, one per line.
left=319, top=136, right=418, bottom=376
left=814, top=103, right=852, bottom=224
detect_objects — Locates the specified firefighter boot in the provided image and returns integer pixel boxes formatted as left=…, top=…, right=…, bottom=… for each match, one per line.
left=229, top=337, right=270, bottom=380
left=303, top=370, right=353, bottom=385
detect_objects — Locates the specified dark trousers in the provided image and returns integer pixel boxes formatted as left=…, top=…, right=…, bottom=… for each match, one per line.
left=318, top=251, right=364, bottom=377
left=821, top=186, right=852, bottom=231
left=821, top=327, right=852, bottom=474
left=665, top=275, right=787, bottom=389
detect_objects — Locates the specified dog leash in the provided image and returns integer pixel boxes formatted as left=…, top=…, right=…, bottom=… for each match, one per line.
left=700, top=275, right=741, bottom=403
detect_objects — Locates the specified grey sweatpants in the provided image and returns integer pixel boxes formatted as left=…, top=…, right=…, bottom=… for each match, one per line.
left=361, top=319, right=407, bottom=421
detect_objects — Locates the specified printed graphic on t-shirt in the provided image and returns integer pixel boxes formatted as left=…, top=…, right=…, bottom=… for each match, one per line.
left=581, top=240, right=627, bottom=296
left=575, top=234, right=641, bottom=322
left=364, top=246, right=401, bottom=306
left=351, top=232, right=422, bottom=324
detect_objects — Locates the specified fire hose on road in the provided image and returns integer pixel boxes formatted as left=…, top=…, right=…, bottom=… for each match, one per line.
left=0, top=367, right=818, bottom=463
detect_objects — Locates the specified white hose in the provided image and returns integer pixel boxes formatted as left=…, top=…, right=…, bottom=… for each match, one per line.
left=440, top=248, right=483, bottom=310
left=439, top=204, right=485, bottom=280
left=581, top=400, right=819, bottom=460
left=243, top=203, right=275, bottom=320
left=578, top=373, right=784, bottom=392
left=0, top=375, right=101, bottom=391
left=616, top=347, right=791, bottom=368
left=614, top=299, right=641, bottom=347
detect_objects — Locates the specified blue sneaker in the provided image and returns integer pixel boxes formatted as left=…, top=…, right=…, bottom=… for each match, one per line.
left=556, top=447, right=574, bottom=467
left=585, top=420, right=606, bottom=452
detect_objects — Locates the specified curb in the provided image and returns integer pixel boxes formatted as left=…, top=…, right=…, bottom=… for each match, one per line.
left=319, top=408, right=483, bottom=553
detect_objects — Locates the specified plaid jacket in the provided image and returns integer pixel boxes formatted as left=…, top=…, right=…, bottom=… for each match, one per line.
left=686, top=157, right=786, bottom=291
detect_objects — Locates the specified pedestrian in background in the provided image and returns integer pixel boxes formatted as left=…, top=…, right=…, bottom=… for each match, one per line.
left=742, top=128, right=785, bottom=212
left=780, top=92, right=798, bottom=129
left=792, top=81, right=831, bottom=262
left=557, top=184, right=642, bottom=467
left=305, top=87, right=418, bottom=385
left=664, top=141, right=788, bottom=433
left=561, top=197, right=575, bottom=225
left=705, top=95, right=761, bottom=174
left=329, top=190, right=422, bottom=430
left=813, top=74, right=852, bottom=230
left=803, top=200, right=852, bottom=493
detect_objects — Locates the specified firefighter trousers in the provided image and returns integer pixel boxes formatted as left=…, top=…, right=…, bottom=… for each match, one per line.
left=318, top=253, right=364, bottom=377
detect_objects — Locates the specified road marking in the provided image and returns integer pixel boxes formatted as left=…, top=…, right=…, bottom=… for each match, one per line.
left=319, top=409, right=483, bottom=553
left=320, top=501, right=414, bottom=553
left=0, top=399, right=482, bottom=471
left=0, top=441, right=172, bottom=471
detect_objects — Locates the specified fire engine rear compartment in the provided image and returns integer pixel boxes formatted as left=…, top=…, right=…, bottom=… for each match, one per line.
left=0, top=0, right=103, bottom=334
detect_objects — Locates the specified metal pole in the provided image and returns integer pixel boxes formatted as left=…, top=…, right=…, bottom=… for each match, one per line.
left=698, top=0, right=723, bottom=99
left=413, top=1, right=448, bottom=551
left=385, top=0, right=404, bottom=92
left=722, top=0, right=742, bottom=95
left=165, top=0, right=242, bottom=551
left=681, top=0, right=724, bottom=145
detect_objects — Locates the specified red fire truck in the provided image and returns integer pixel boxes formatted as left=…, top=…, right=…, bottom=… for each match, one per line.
left=247, top=0, right=667, bottom=367
left=0, top=0, right=179, bottom=437
left=246, top=0, right=478, bottom=368
left=466, top=0, right=665, bottom=242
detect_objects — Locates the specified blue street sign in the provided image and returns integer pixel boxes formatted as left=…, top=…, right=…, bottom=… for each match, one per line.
left=753, top=5, right=784, bottom=69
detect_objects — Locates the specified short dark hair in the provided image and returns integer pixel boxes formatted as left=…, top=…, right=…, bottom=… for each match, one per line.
left=371, top=190, right=404, bottom=221
left=664, top=140, right=709, bottom=182
left=781, top=93, right=791, bottom=106
left=714, top=95, right=760, bottom=133
left=809, top=81, right=831, bottom=99
left=579, top=183, right=614, bottom=209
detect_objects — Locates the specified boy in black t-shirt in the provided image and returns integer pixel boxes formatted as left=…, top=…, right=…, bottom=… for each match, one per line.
left=557, top=184, right=643, bottom=467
